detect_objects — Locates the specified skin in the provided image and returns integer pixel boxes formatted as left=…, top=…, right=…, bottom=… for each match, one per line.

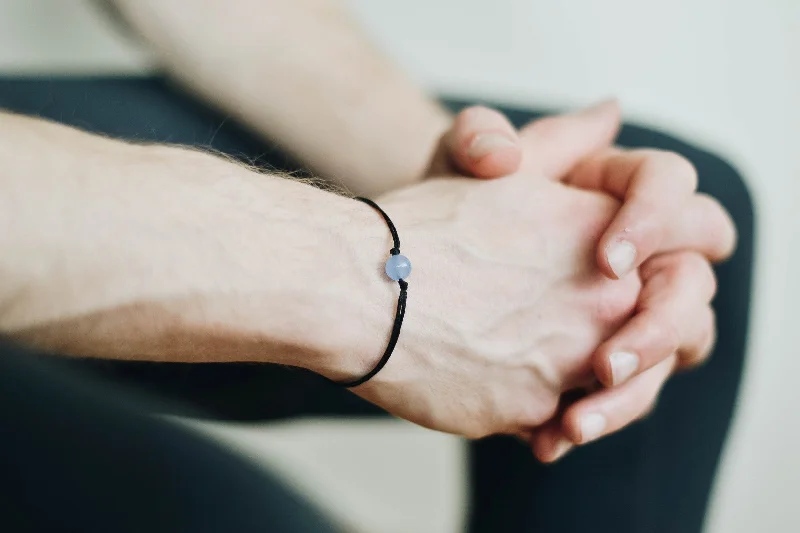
left=108, top=0, right=452, bottom=197
left=0, top=111, right=640, bottom=437
left=440, top=103, right=734, bottom=459
left=1, top=0, right=736, bottom=460
left=0, top=108, right=729, bottom=457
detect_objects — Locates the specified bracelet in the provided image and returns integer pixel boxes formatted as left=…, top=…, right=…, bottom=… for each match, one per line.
left=336, top=197, right=411, bottom=388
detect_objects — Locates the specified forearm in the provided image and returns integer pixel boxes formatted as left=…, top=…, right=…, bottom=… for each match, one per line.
left=0, top=111, right=391, bottom=380
left=109, top=0, right=451, bottom=197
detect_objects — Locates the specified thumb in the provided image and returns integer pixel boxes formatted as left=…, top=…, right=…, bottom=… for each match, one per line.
left=444, top=106, right=523, bottom=179
left=519, top=99, right=621, bottom=179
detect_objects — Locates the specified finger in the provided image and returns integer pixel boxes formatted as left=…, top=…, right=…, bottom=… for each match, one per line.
left=528, top=420, right=574, bottom=463
left=597, top=193, right=737, bottom=279
left=523, top=387, right=593, bottom=462
left=572, top=149, right=737, bottom=279
left=659, top=194, right=738, bottom=263
left=595, top=305, right=715, bottom=387
left=593, top=252, right=717, bottom=387
left=444, top=106, right=522, bottom=179
left=563, top=355, right=676, bottom=444
left=565, top=148, right=697, bottom=279
left=638, top=253, right=718, bottom=369
left=517, top=99, right=621, bottom=178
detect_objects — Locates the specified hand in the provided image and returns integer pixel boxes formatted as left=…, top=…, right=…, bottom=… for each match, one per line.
left=437, top=101, right=736, bottom=276
left=342, top=110, right=709, bottom=440
left=525, top=249, right=719, bottom=462
left=510, top=105, right=733, bottom=383
left=351, top=167, right=638, bottom=439
left=430, top=103, right=735, bottom=457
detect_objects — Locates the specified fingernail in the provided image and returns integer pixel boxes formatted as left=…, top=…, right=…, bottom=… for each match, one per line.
left=551, top=438, right=573, bottom=461
left=606, top=240, right=637, bottom=278
left=609, top=351, right=639, bottom=385
left=580, top=413, right=607, bottom=442
left=468, top=134, right=515, bottom=160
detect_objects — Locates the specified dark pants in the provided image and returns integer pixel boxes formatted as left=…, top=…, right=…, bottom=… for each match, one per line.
left=0, top=77, right=755, bottom=533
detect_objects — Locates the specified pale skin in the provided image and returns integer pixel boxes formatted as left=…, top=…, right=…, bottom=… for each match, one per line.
left=106, top=0, right=452, bottom=197
left=441, top=104, right=734, bottom=456
left=0, top=0, right=735, bottom=461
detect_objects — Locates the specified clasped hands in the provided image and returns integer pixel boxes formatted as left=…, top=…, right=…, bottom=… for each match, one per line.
left=351, top=101, right=735, bottom=462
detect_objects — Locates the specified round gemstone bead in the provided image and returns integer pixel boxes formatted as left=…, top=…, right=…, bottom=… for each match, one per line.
left=385, top=254, right=412, bottom=281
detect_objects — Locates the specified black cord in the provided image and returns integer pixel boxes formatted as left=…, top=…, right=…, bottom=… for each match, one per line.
left=355, top=197, right=402, bottom=256
left=335, top=197, right=409, bottom=388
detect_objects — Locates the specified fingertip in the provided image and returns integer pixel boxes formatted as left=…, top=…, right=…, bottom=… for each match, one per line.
left=531, top=428, right=575, bottom=463
left=547, top=437, right=575, bottom=463
left=530, top=434, right=551, bottom=462
left=469, top=142, right=523, bottom=178
left=448, top=106, right=521, bottom=178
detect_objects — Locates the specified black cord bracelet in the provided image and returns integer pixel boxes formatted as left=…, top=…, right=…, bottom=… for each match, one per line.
left=336, top=197, right=411, bottom=388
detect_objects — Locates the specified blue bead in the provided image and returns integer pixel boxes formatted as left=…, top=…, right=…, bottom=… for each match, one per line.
left=385, top=254, right=412, bottom=281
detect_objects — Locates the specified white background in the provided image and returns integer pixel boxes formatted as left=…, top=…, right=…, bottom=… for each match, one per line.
left=0, top=1, right=797, bottom=531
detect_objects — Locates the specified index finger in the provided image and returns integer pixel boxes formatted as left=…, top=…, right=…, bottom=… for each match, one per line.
left=566, top=148, right=735, bottom=278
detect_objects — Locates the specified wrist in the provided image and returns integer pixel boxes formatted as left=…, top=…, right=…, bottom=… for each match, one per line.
left=0, top=134, right=393, bottom=373
left=167, top=156, right=398, bottom=378
left=289, top=196, right=398, bottom=381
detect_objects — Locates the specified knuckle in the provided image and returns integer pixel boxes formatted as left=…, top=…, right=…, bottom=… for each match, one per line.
left=632, top=148, right=698, bottom=192
left=701, top=309, right=718, bottom=359
left=675, top=253, right=717, bottom=300
left=516, top=376, right=561, bottom=427
left=639, top=254, right=672, bottom=280
left=595, top=290, right=632, bottom=324
left=516, top=404, right=539, bottom=429
left=703, top=264, right=719, bottom=300
left=683, top=307, right=717, bottom=367
left=660, top=151, right=698, bottom=191
left=462, top=425, right=491, bottom=440
left=463, top=406, right=500, bottom=439
left=538, top=394, right=561, bottom=423
left=677, top=251, right=709, bottom=277
left=650, top=316, right=682, bottom=356
left=697, top=194, right=738, bottom=260
left=624, top=196, right=665, bottom=233
left=696, top=192, right=728, bottom=219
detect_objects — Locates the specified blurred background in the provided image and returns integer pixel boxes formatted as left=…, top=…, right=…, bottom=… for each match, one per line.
left=0, top=0, right=796, bottom=531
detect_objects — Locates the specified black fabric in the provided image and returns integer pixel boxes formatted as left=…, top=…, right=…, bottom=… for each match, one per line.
left=0, top=346, right=340, bottom=533
left=0, top=77, right=755, bottom=533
